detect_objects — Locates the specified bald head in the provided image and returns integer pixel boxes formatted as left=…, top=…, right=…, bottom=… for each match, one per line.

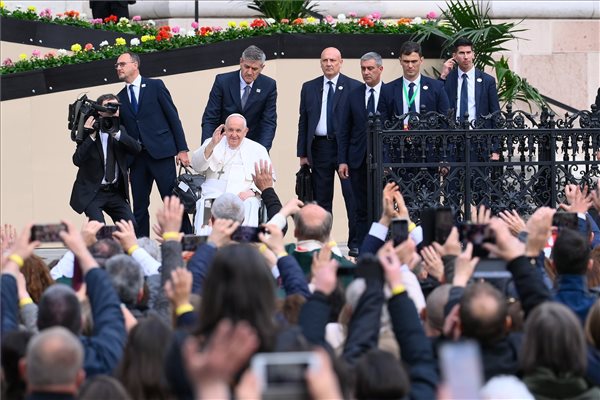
left=24, top=327, right=84, bottom=390
left=294, top=203, right=333, bottom=243
left=320, top=47, right=343, bottom=79
left=424, top=284, right=452, bottom=336
left=459, top=282, right=508, bottom=345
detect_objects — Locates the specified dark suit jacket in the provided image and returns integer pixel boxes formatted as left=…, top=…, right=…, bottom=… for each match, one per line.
left=297, top=73, right=362, bottom=164
left=378, top=75, right=450, bottom=123
left=338, top=83, right=385, bottom=168
left=201, top=70, right=277, bottom=150
left=443, top=68, right=500, bottom=128
left=70, top=126, right=141, bottom=214
left=118, top=77, right=188, bottom=160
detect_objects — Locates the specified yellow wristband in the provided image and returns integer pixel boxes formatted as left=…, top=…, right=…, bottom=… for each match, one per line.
left=277, top=251, right=288, bottom=258
left=258, top=244, right=267, bottom=254
left=162, top=231, right=180, bottom=241
left=391, top=284, right=406, bottom=296
left=127, top=244, right=139, bottom=256
left=327, top=241, right=337, bottom=248
left=19, top=297, right=33, bottom=308
left=175, top=303, right=194, bottom=316
left=408, top=222, right=416, bottom=233
left=8, top=254, right=24, bottom=268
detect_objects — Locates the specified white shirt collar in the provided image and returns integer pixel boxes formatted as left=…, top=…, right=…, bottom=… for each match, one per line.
left=366, top=81, right=383, bottom=94
left=129, top=74, right=142, bottom=88
left=459, top=67, right=475, bottom=80
left=323, top=74, right=340, bottom=87
left=403, top=74, right=421, bottom=86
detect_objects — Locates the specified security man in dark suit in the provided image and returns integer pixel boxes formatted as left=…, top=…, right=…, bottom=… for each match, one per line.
left=440, top=37, right=502, bottom=204
left=338, top=52, right=385, bottom=249
left=201, top=45, right=277, bottom=151
left=116, top=51, right=192, bottom=236
left=297, top=47, right=362, bottom=255
left=70, top=94, right=141, bottom=224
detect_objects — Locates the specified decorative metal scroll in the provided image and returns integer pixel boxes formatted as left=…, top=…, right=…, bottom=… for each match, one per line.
left=366, top=104, right=600, bottom=223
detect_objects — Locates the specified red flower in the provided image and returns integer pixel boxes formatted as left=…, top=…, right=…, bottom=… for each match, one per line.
left=84, top=43, right=94, bottom=51
left=292, top=18, right=303, bottom=25
left=104, top=15, right=118, bottom=23
left=65, top=10, right=80, bottom=18
left=159, top=25, right=171, bottom=32
left=250, top=19, right=267, bottom=28
left=199, top=26, right=213, bottom=36
left=358, top=17, right=374, bottom=27
left=156, top=29, right=172, bottom=41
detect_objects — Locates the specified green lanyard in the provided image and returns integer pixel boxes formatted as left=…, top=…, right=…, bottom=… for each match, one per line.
left=403, top=81, right=419, bottom=110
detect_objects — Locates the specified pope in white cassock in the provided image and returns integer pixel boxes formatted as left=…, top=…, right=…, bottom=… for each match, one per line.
left=191, top=113, right=275, bottom=232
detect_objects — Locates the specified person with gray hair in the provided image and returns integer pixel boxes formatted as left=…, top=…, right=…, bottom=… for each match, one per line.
left=211, top=192, right=245, bottom=223
left=22, top=326, right=85, bottom=399
left=338, top=51, right=385, bottom=254
left=105, top=255, right=144, bottom=307
left=201, top=45, right=278, bottom=150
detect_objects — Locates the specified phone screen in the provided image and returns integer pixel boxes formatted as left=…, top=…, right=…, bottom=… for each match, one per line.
left=391, top=218, right=409, bottom=246
left=552, top=212, right=579, bottom=230
left=96, top=225, right=117, bottom=240
left=181, top=234, right=208, bottom=251
left=459, top=223, right=496, bottom=258
left=439, top=341, right=483, bottom=399
left=231, top=226, right=264, bottom=243
left=30, top=224, right=67, bottom=243
left=434, top=208, right=454, bottom=244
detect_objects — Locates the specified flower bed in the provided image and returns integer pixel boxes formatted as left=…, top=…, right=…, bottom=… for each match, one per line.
left=0, top=2, right=446, bottom=75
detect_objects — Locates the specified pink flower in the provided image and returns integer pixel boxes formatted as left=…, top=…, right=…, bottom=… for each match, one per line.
left=31, top=49, right=41, bottom=58
left=348, top=11, right=357, bottom=18
left=171, top=25, right=180, bottom=33
left=191, top=21, right=199, bottom=29
left=132, top=15, right=141, bottom=21
left=426, top=11, right=437, bottom=19
left=38, top=8, right=52, bottom=18
left=84, top=43, right=94, bottom=51
left=371, top=11, right=381, bottom=20
left=212, top=25, right=223, bottom=32
left=2, top=58, right=14, bottom=67
left=325, top=15, right=334, bottom=23
left=44, top=51, right=56, bottom=59
left=91, top=18, right=103, bottom=24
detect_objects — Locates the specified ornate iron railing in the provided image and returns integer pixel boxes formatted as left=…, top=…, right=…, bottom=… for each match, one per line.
left=366, top=104, right=600, bottom=222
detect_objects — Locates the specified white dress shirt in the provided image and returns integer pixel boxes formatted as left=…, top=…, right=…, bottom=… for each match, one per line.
left=457, top=67, right=476, bottom=122
left=315, top=74, right=339, bottom=136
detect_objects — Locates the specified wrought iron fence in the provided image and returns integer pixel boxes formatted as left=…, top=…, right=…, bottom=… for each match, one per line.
left=366, top=104, right=600, bottom=223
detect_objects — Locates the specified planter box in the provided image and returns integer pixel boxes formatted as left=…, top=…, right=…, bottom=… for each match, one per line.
left=0, top=16, right=136, bottom=49
left=1, top=32, right=444, bottom=101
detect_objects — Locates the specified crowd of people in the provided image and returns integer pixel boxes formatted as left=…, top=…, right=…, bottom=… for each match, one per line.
left=2, top=179, right=600, bottom=399
left=3, top=35, right=600, bottom=400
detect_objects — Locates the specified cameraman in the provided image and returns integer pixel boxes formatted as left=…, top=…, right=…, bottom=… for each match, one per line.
left=70, top=94, right=141, bottom=225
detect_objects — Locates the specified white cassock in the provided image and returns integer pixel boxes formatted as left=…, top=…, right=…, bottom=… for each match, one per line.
left=191, top=137, right=275, bottom=233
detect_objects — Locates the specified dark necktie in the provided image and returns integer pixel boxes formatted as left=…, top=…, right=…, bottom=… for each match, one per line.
left=367, top=87, right=375, bottom=115
left=241, top=85, right=251, bottom=110
left=460, top=73, right=468, bottom=122
left=326, top=81, right=334, bottom=136
left=129, top=84, right=138, bottom=113
left=408, top=82, right=416, bottom=113
left=105, top=135, right=116, bottom=183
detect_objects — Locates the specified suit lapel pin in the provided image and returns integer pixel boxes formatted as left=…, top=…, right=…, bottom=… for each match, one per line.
left=423, top=85, right=429, bottom=90
left=476, top=78, right=482, bottom=83
left=256, top=88, right=261, bottom=93
left=141, top=83, right=146, bottom=88
left=338, top=86, right=343, bottom=90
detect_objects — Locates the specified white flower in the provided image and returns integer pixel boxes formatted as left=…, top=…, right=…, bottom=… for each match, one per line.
left=99, top=40, right=109, bottom=47
left=15, top=4, right=23, bottom=9
left=337, top=13, right=346, bottom=21
left=266, top=18, right=275, bottom=24
left=57, top=49, right=68, bottom=56
left=130, top=38, right=140, bottom=46
left=147, top=19, right=156, bottom=26
left=411, top=17, right=423, bottom=24
left=186, top=29, right=196, bottom=37
left=178, top=27, right=187, bottom=36
left=119, top=17, right=129, bottom=24
left=80, top=13, right=87, bottom=19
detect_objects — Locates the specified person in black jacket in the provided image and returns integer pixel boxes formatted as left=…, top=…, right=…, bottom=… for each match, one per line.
left=70, top=94, right=141, bottom=226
